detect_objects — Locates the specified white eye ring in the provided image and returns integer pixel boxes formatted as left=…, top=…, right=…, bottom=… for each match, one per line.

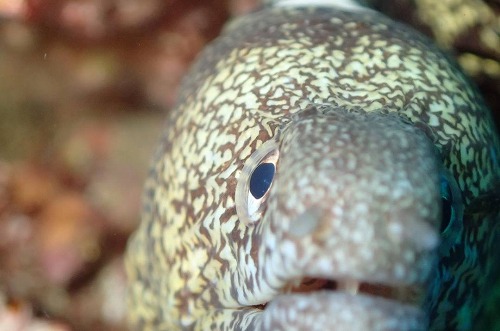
left=235, top=139, right=280, bottom=225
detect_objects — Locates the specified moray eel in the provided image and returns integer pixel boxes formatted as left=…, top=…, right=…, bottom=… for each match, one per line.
left=125, top=1, right=500, bottom=330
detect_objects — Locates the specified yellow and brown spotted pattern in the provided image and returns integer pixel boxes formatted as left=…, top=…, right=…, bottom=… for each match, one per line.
left=415, top=0, right=500, bottom=80
left=125, top=6, right=500, bottom=331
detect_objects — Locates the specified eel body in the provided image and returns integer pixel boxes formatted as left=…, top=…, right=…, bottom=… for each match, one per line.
left=125, top=1, right=500, bottom=330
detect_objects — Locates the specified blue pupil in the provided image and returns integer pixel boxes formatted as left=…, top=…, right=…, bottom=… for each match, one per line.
left=250, top=163, right=275, bottom=199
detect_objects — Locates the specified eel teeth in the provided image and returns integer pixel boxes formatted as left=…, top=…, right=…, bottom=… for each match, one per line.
left=337, top=279, right=360, bottom=295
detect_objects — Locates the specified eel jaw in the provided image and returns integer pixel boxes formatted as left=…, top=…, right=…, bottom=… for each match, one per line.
left=257, top=279, right=425, bottom=330
left=255, top=278, right=427, bottom=331
left=260, top=292, right=425, bottom=331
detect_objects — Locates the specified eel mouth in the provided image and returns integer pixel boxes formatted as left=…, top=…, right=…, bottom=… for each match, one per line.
left=254, top=277, right=426, bottom=330
left=256, top=277, right=423, bottom=309
left=290, top=277, right=421, bottom=303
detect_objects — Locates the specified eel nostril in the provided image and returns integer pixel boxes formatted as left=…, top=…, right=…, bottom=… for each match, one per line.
left=288, top=207, right=323, bottom=237
left=388, top=219, right=439, bottom=251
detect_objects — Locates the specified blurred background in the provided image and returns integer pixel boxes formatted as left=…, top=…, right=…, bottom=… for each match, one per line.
left=0, top=0, right=497, bottom=330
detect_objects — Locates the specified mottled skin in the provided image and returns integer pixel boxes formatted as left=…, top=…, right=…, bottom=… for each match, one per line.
left=365, top=0, right=500, bottom=82
left=414, top=0, right=500, bottom=81
left=125, top=4, right=500, bottom=331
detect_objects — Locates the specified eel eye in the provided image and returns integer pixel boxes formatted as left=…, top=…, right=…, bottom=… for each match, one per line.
left=440, top=195, right=452, bottom=233
left=250, top=163, right=275, bottom=199
left=235, top=139, right=279, bottom=225
left=439, top=169, right=463, bottom=235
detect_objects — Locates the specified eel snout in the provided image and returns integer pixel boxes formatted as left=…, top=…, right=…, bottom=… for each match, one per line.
left=247, top=108, right=441, bottom=330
